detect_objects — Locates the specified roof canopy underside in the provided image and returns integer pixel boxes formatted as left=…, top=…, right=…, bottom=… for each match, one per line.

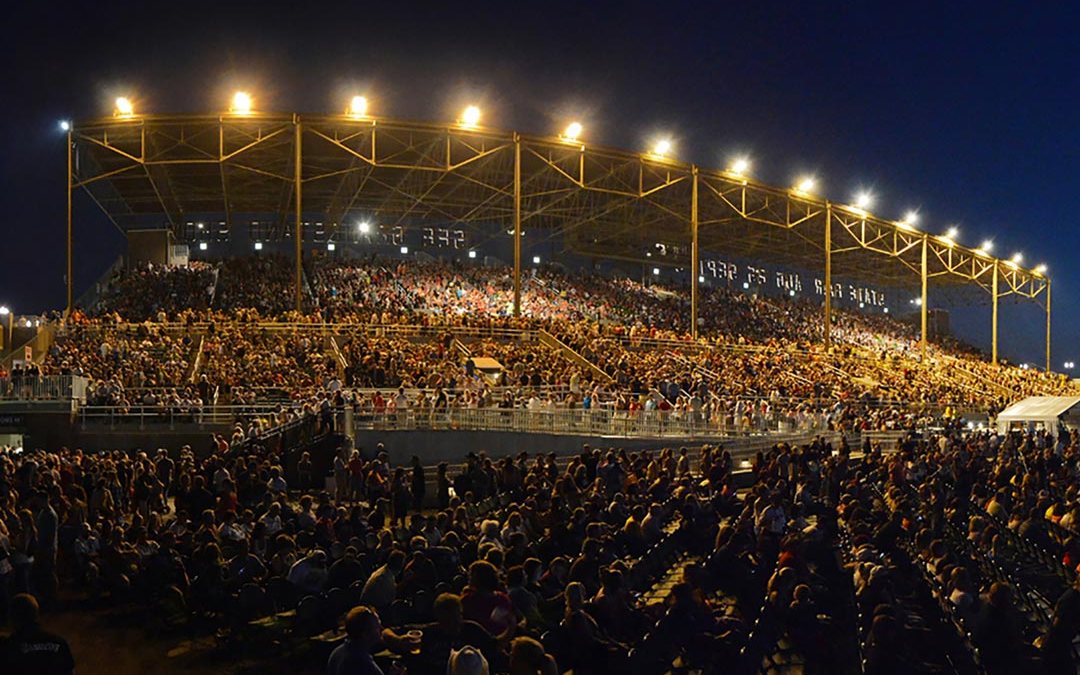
left=71, top=114, right=1047, bottom=302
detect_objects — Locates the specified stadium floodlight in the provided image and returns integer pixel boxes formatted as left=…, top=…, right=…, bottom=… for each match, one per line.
left=945, top=226, right=959, bottom=240
left=357, top=220, right=372, bottom=235
left=532, top=255, right=541, bottom=264
left=1011, top=252, right=1023, bottom=264
left=854, top=191, right=873, bottom=210
left=742, top=282, right=750, bottom=289
left=468, top=250, right=477, bottom=259
left=0, top=306, right=8, bottom=315
left=1035, top=263, right=1047, bottom=275
left=59, top=120, right=71, bottom=132
left=253, top=242, right=263, bottom=250
left=793, top=176, right=816, bottom=194
left=231, top=91, right=253, bottom=114
left=327, top=243, right=336, bottom=251
left=562, top=121, right=583, bottom=142
left=980, top=239, right=994, bottom=253
left=728, top=157, right=750, bottom=176
left=198, top=242, right=208, bottom=251
left=349, top=95, right=368, bottom=117
left=400, top=246, right=409, bottom=254
left=652, top=139, right=672, bottom=158
left=897, top=210, right=919, bottom=230
left=114, top=97, right=134, bottom=117
left=460, top=105, right=481, bottom=128
left=859, top=302, right=865, bottom=308
left=196, top=222, right=204, bottom=230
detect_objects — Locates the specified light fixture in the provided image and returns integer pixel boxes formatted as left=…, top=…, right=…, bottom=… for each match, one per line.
left=883, top=307, right=889, bottom=314
left=1035, top=263, right=1047, bottom=274
left=348, top=95, right=368, bottom=117
left=729, top=157, right=750, bottom=176
left=198, top=242, right=208, bottom=251
left=253, top=242, right=263, bottom=251
left=945, top=226, right=959, bottom=240
left=196, top=222, right=204, bottom=230
left=652, top=139, right=672, bottom=157
left=980, top=239, right=993, bottom=252
left=114, top=97, right=134, bottom=117
left=854, top=191, right=873, bottom=209
left=327, top=243, right=336, bottom=251
left=698, top=275, right=705, bottom=283
left=652, top=267, right=660, bottom=276
left=231, top=91, right=253, bottom=114
left=358, top=221, right=372, bottom=235
left=468, top=250, right=477, bottom=259
left=532, top=255, right=541, bottom=264
left=789, top=289, right=796, bottom=297
left=59, top=120, right=71, bottom=132
left=0, top=306, right=9, bottom=315
left=400, top=245, right=409, bottom=254
left=1011, top=252, right=1023, bottom=264
left=794, top=176, right=816, bottom=194
left=742, top=282, right=750, bottom=290
left=859, top=302, right=865, bottom=308
left=562, top=121, right=583, bottom=141
left=460, top=105, right=481, bottom=128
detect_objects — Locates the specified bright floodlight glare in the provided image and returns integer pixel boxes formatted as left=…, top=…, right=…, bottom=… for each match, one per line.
left=468, top=250, right=477, bottom=259
left=327, top=243, right=336, bottom=251
left=652, top=267, right=660, bottom=276
left=980, top=239, right=994, bottom=252
left=563, top=121, right=583, bottom=141
left=231, top=91, right=253, bottom=114
left=59, top=120, right=71, bottom=132
left=652, top=139, right=672, bottom=157
left=198, top=242, right=208, bottom=251
left=400, top=246, right=409, bottom=254
left=532, top=255, right=541, bottom=264
left=903, top=210, right=919, bottom=225
left=795, top=177, right=816, bottom=193
left=1035, top=263, right=1047, bottom=274
left=461, top=105, right=481, bottom=128
left=349, top=95, right=368, bottom=117
left=357, top=221, right=372, bottom=234
left=0, top=306, right=9, bottom=315
left=253, top=242, right=263, bottom=250
left=945, top=226, right=959, bottom=239
left=114, top=97, right=134, bottom=116
left=1012, top=252, right=1023, bottom=263
left=729, top=157, right=750, bottom=175
left=854, top=192, right=873, bottom=209
left=698, top=275, right=705, bottom=283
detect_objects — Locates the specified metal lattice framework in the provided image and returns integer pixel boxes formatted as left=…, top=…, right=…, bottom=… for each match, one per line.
left=65, top=113, right=1051, bottom=367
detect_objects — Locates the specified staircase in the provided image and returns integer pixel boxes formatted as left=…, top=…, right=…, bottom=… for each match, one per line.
left=537, top=329, right=614, bottom=384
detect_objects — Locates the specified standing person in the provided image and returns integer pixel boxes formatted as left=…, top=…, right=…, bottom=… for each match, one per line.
left=437, top=463, right=451, bottom=510
left=411, top=456, right=427, bottom=513
left=1, top=593, right=75, bottom=675
left=33, top=491, right=58, bottom=606
left=333, top=448, right=349, bottom=503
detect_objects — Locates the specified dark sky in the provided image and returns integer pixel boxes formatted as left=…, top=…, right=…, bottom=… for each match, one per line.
left=5, top=1, right=1078, bottom=365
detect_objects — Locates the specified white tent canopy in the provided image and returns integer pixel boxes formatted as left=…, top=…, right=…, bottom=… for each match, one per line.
left=995, top=396, right=1080, bottom=436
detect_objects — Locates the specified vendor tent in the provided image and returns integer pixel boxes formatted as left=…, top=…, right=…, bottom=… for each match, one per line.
left=994, top=396, right=1080, bottom=436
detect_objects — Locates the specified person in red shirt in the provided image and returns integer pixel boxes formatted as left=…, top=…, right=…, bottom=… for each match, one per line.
left=460, top=560, right=516, bottom=639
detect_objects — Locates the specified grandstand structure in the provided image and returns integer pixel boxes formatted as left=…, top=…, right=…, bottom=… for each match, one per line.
left=66, top=111, right=1050, bottom=368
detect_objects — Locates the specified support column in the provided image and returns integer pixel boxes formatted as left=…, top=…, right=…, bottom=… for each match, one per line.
left=920, top=235, right=928, bottom=355
left=1046, top=278, right=1052, bottom=372
left=66, top=128, right=73, bottom=316
left=690, top=166, right=699, bottom=339
left=991, top=262, right=999, bottom=365
left=823, top=202, right=832, bottom=348
left=294, top=117, right=303, bottom=313
left=513, top=133, right=522, bottom=317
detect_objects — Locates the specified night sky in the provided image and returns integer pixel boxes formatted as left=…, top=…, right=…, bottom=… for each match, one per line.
left=5, top=1, right=1077, bottom=366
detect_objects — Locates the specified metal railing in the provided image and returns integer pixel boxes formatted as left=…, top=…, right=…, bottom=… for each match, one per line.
left=0, top=375, right=88, bottom=402
left=77, top=403, right=286, bottom=429
left=350, top=406, right=832, bottom=439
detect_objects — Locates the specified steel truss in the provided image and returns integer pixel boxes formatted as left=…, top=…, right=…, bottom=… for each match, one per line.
left=65, top=114, right=1051, bottom=369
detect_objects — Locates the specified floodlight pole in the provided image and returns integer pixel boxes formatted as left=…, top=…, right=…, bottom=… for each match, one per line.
left=513, top=133, right=522, bottom=317
left=294, top=117, right=303, bottom=314
left=823, top=202, right=831, bottom=349
left=990, top=263, right=999, bottom=365
left=690, top=166, right=699, bottom=339
left=920, top=235, right=928, bottom=355
left=66, top=127, right=73, bottom=316
left=1045, top=278, right=1052, bottom=373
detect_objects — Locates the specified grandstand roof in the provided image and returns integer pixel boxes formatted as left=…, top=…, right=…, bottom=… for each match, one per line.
left=70, top=113, right=1047, bottom=300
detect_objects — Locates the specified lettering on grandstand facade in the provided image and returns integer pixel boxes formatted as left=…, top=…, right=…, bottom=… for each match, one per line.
left=700, top=259, right=885, bottom=306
